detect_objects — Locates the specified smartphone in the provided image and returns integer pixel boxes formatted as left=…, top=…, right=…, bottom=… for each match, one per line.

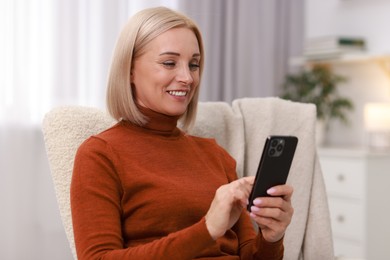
left=247, top=135, right=298, bottom=211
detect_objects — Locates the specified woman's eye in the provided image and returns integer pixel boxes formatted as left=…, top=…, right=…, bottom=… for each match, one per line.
left=189, top=63, right=200, bottom=71
left=162, top=61, right=176, bottom=68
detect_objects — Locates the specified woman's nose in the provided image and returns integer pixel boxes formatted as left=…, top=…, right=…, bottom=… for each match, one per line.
left=176, top=65, right=194, bottom=85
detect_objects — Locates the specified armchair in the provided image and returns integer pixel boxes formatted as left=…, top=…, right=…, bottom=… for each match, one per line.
left=42, top=97, right=334, bottom=259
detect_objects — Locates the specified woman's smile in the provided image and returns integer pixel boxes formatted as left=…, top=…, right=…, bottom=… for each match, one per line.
left=131, top=27, right=200, bottom=117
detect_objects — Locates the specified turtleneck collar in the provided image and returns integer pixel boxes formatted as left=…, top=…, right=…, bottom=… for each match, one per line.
left=126, top=106, right=182, bottom=137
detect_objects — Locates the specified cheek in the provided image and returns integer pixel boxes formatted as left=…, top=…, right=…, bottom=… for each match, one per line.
left=193, top=78, right=200, bottom=89
left=190, top=81, right=200, bottom=98
left=192, top=70, right=200, bottom=83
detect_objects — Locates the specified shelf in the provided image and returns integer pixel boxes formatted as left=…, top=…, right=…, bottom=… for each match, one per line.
left=289, top=53, right=390, bottom=77
left=291, top=53, right=389, bottom=65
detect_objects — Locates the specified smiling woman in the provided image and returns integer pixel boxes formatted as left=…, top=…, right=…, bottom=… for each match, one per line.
left=131, top=27, right=200, bottom=119
left=106, top=7, right=205, bottom=131
left=1, top=1, right=304, bottom=258
left=71, top=6, right=294, bottom=260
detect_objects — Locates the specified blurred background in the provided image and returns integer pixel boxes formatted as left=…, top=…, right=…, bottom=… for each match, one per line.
left=1, top=0, right=390, bottom=259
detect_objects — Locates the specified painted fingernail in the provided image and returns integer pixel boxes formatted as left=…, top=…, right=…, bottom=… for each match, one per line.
left=267, top=188, right=276, bottom=194
left=253, top=198, right=262, bottom=205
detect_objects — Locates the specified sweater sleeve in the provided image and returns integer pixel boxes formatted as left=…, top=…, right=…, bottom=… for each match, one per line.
left=71, top=137, right=215, bottom=260
left=220, top=146, right=284, bottom=259
left=234, top=211, right=284, bottom=260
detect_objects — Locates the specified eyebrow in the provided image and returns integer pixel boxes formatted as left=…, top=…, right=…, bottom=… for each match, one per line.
left=159, top=51, right=201, bottom=58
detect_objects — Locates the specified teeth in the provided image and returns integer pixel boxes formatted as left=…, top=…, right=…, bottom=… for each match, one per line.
left=168, top=91, right=187, bottom=97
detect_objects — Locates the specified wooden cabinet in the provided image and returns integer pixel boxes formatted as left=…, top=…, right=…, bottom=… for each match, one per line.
left=318, top=147, right=390, bottom=259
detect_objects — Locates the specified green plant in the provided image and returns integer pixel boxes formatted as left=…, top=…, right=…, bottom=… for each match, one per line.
left=281, top=65, right=353, bottom=124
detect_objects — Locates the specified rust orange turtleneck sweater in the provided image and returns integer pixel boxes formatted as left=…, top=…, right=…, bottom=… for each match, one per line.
left=70, top=107, right=284, bottom=259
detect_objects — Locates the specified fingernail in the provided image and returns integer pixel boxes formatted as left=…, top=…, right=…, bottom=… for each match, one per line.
left=251, top=206, right=260, bottom=212
left=253, top=198, right=262, bottom=205
left=267, top=188, right=276, bottom=194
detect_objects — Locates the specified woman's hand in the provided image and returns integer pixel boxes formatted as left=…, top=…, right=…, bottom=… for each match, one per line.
left=205, top=176, right=255, bottom=240
left=249, top=184, right=294, bottom=242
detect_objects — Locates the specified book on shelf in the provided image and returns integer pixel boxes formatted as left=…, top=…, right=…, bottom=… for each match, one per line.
left=304, top=36, right=366, bottom=60
left=306, top=36, right=366, bottom=50
left=303, top=47, right=364, bottom=60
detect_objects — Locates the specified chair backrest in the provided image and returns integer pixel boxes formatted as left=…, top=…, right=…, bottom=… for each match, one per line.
left=42, top=98, right=334, bottom=260
left=42, top=106, right=116, bottom=259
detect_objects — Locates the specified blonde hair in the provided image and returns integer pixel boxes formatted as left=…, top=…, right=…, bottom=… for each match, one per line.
left=106, top=6, right=204, bottom=131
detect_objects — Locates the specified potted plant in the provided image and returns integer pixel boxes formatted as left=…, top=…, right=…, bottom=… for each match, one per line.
left=281, top=65, right=353, bottom=145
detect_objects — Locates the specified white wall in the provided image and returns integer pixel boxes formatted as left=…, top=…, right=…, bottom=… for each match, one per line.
left=306, top=0, right=390, bottom=54
left=305, top=0, right=390, bottom=147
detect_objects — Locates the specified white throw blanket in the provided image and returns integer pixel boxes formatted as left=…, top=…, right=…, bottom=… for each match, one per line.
left=42, top=97, right=334, bottom=259
left=232, top=98, right=334, bottom=259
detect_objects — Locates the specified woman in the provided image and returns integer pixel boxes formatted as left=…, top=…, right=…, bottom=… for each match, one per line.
left=71, top=6, right=294, bottom=259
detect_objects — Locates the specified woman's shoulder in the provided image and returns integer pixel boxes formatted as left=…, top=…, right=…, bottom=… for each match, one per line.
left=94, top=122, right=128, bottom=139
left=77, top=122, right=130, bottom=150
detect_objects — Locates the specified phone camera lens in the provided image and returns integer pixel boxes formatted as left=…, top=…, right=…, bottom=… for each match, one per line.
left=271, top=139, right=278, bottom=147
left=268, top=138, right=285, bottom=157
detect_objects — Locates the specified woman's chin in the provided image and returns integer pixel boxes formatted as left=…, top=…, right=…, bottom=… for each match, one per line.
left=165, top=110, right=186, bottom=117
left=163, top=104, right=189, bottom=117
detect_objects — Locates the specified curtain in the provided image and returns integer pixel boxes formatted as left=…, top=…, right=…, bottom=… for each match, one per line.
left=0, top=1, right=178, bottom=259
left=0, top=0, right=302, bottom=259
left=179, top=0, right=304, bottom=102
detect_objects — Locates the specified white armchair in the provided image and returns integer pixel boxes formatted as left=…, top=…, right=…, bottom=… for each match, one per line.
left=42, top=97, right=334, bottom=259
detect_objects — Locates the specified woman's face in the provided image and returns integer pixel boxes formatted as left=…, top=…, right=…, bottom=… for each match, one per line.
left=131, top=27, right=201, bottom=116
